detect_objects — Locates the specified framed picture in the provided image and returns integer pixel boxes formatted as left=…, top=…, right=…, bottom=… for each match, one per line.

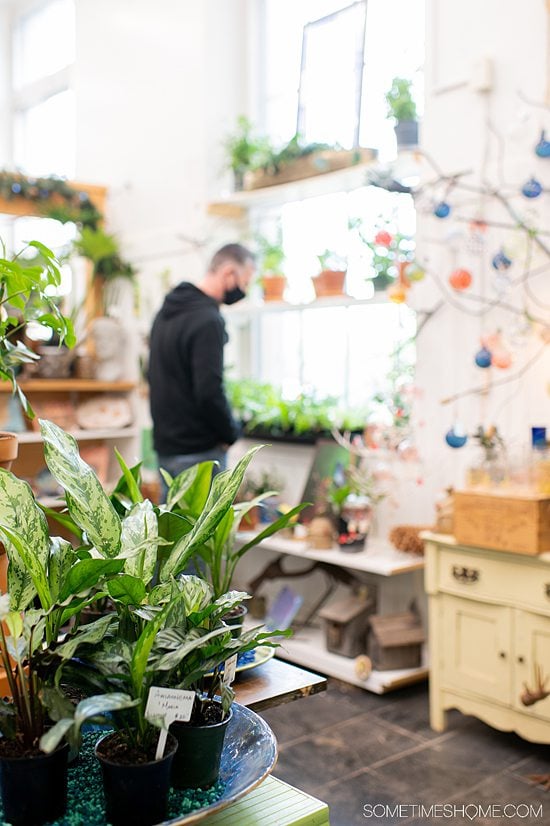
left=299, top=439, right=351, bottom=524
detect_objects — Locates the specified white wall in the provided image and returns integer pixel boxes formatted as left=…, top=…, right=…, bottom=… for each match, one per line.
left=74, top=0, right=249, bottom=318
left=411, top=0, right=550, bottom=520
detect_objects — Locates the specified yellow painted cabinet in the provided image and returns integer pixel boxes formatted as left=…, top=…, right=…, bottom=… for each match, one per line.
left=425, top=534, right=550, bottom=744
left=441, top=595, right=512, bottom=705
left=514, top=610, right=550, bottom=722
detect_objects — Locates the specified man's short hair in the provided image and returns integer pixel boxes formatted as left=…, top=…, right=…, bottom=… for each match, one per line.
left=209, top=243, right=255, bottom=271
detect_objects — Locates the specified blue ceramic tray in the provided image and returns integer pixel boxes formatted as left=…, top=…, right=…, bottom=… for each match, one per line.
left=165, top=702, right=277, bottom=824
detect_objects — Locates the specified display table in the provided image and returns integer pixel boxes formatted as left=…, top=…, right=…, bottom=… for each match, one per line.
left=200, top=776, right=330, bottom=826
left=234, top=657, right=327, bottom=711
left=424, top=532, right=550, bottom=743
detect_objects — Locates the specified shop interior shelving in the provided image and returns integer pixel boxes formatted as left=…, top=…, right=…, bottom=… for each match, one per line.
left=240, top=534, right=428, bottom=694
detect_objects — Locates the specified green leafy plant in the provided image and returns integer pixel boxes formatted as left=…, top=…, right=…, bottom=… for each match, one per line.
left=223, top=116, right=272, bottom=186
left=472, top=425, right=505, bottom=461
left=255, top=231, right=285, bottom=277
left=0, top=240, right=75, bottom=411
left=351, top=217, right=415, bottom=290
left=385, top=77, right=418, bottom=122
left=259, top=134, right=335, bottom=176
left=74, top=227, right=136, bottom=281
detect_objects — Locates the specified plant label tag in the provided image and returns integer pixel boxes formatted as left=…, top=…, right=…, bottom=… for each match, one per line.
left=145, top=687, right=195, bottom=727
left=223, top=654, right=238, bottom=685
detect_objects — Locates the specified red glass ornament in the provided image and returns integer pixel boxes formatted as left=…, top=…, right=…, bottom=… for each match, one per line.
left=374, top=230, right=393, bottom=246
left=449, top=268, right=472, bottom=290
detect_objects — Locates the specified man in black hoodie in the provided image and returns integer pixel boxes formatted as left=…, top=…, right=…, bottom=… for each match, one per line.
left=149, top=243, right=255, bottom=491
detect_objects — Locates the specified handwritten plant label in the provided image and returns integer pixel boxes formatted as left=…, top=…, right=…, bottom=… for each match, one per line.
left=146, top=687, right=196, bottom=761
left=223, top=654, right=238, bottom=686
left=145, top=687, right=195, bottom=726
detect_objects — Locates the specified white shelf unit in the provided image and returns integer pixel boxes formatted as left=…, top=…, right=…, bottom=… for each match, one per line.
left=223, top=292, right=390, bottom=320
left=239, top=534, right=427, bottom=693
left=277, top=626, right=428, bottom=695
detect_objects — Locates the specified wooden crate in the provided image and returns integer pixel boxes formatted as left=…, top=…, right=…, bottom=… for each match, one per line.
left=244, top=148, right=376, bottom=190
left=453, top=490, right=550, bottom=555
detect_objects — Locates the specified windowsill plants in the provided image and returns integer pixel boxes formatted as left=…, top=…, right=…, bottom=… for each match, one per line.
left=255, top=231, right=286, bottom=302
left=312, top=249, right=347, bottom=298
left=385, top=76, right=419, bottom=150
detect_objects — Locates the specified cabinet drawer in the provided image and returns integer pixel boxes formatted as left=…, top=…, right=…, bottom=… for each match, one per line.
left=437, top=549, right=550, bottom=612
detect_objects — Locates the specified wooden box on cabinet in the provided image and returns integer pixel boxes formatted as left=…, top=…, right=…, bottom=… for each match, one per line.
left=424, top=532, right=550, bottom=743
left=453, top=490, right=550, bottom=555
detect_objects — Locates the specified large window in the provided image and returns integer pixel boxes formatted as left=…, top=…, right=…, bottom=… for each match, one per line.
left=245, top=0, right=424, bottom=408
left=12, top=0, right=76, bottom=178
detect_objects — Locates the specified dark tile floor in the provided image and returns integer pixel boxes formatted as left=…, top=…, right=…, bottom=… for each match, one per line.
left=261, top=680, right=550, bottom=826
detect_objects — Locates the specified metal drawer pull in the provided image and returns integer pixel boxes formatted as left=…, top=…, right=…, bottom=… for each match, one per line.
left=452, top=565, right=479, bottom=584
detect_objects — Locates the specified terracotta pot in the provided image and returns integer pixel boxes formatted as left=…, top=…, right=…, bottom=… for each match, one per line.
left=262, top=275, right=286, bottom=302
left=312, top=270, right=346, bottom=298
left=0, top=432, right=18, bottom=470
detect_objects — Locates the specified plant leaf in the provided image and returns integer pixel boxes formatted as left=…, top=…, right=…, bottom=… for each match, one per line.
left=54, top=614, right=116, bottom=660
left=48, top=537, right=77, bottom=603
left=0, top=469, right=50, bottom=609
left=167, top=461, right=214, bottom=515
left=121, top=500, right=158, bottom=586
left=58, top=558, right=124, bottom=603
left=114, top=449, right=143, bottom=505
left=39, top=420, right=122, bottom=557
left=107, top=574, right=146, bottom=606
left=160, top=446, right=264, bottom=581
left=130, top=597, right=181, bottom=697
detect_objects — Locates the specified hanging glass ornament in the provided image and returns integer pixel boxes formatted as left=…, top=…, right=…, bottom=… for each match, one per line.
left=449, top=268, right=472, bottom=290
left=521, top=177, right=543, bottom=198
left=535, top=130, right=550, bottom=158
left=445, top=427, right=468, bottom=448
left=434, top=201, right=451, bottom=218
left=491, top=348, right=512, bottom=369
left=387, top=283, right=408, bottom=304
left=374, top=230, right=393, bottom=246
left=407, top=263, right=425, bottom=282
left=491, top=249, right=512, bottom=270
left=475, top=347, right=492, bottom=368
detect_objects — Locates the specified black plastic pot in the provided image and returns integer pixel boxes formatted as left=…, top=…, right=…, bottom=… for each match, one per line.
left=0, top=742, right=69, bottom=826
left=95, top=731, right=177, bottom=826
left=224, top=605, right=248, bottom=638
left=394, top=119, right=418, bottom=149
left=170, top=707, right=232, bottom=790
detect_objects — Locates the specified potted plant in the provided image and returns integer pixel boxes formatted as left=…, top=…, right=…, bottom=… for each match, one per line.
left=223, top=116, right=271, bottom=191
left=256, top=232, right=286, bottom=302
left=385, top=76, right=419, bottom=149
left=0, top=240, right=75, bottom=463
left=312, top=250, right=347, bottom=298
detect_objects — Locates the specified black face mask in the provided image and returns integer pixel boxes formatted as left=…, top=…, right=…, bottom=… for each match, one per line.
left=223, top=286, right=246, bottom=305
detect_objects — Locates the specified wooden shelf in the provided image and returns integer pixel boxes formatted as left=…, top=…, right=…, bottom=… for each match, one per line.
left=239, top=533, right=425, bottom=576
left=16, top=427, right=139, bottom=445
left=0, top=380, right=135, bottom=393
left=207, top=157, right=378, bottom=218
left=276, top=626, right=428, bottom=694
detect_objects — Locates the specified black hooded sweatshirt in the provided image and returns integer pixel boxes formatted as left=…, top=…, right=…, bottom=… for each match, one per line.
left=148, top=283, right=240, bottom=455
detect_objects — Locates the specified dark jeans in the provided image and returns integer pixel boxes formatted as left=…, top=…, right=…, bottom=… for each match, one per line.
left=157, top=446, right=227, bottom=503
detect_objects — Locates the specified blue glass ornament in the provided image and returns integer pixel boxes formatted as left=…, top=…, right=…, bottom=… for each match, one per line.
left=491, top=249, right=512, bottom=270
left=522, top=178, right=543, bottom=198
left=434, top=201, right=451, bottom=218
left=535, top=131, right=550, bottom=158
left=11, top=183, right=21, bottom=194
left=445, top=428, right=468, bottom=448
left=475, top=347, right=492, bottom=368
